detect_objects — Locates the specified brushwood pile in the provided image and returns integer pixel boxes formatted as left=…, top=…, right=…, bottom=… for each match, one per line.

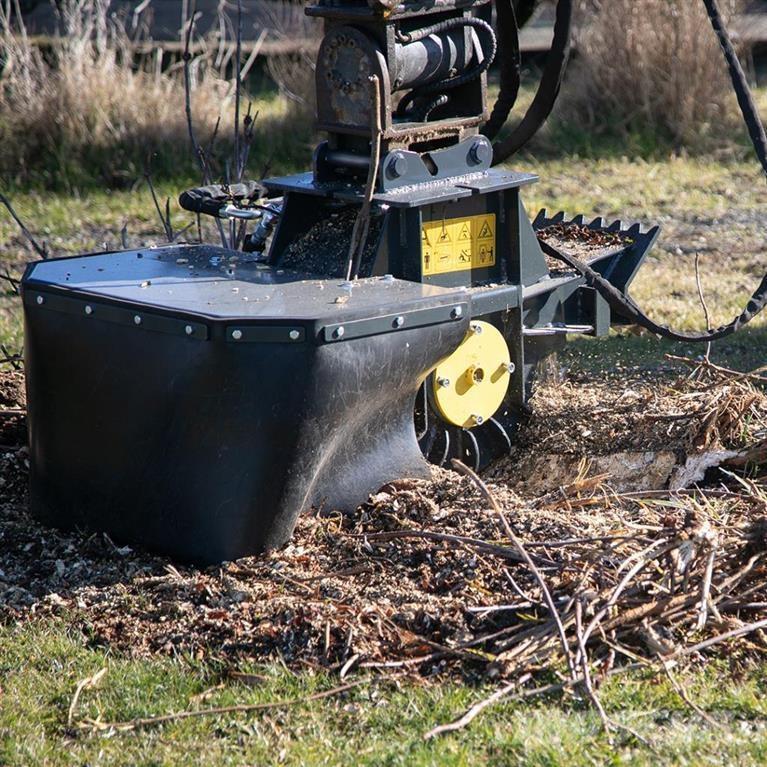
left=1, top=366, right=765, bottom=683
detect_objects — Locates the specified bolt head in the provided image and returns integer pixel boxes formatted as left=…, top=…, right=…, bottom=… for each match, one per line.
left=438, top=377, right=451, bottom=389
left=451, top=306, right=463, bottom=319
left=387, top=153, right=409, bottom=180
left=185, top=325, right=194, bottom=336
left=393, top=316, right=405, bottom=328
left=334, top=326, right=345, bottom=339
left=469, top=139, right=491, bottom=166
left=506, top=362, right=516, bottom=374
left=84, top=305, right=93, bottom=315
left=134, top=315, right=142, bottom=325
left=289, top=329, right=301, bottom=341
left=36, top=295, right=44, bottom=305
left=472, top=414, right=485, bottom=426
left=231, top=329, right=243, bottom=340
left=472, top=324, right=483, bottom=335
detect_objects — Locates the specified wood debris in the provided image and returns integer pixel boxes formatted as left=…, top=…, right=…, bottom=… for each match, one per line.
left=0, top=367, right=765, bottom=703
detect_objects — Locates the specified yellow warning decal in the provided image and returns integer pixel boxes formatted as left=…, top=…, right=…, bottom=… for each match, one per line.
left=421, top=214, right=496, bottom=276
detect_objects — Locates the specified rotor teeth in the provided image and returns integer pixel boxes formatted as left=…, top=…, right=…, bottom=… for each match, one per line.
left=534, top=211, right=661, bottom=245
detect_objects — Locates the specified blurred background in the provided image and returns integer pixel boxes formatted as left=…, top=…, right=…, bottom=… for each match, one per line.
left=1, top=0, right=765, bottom=187
left=0, top=0, right=765, bottom=366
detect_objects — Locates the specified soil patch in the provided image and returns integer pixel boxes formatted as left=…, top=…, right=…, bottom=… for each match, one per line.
left=1, top=367, right=765, bottom=682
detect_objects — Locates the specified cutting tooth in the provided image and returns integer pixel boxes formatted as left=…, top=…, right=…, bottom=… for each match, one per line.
left=588, top=217, right=606, bottom=229
left=627, top=223, right=642, bottom=236
left=533, top=209, right=548, bottom=228
left=551, top=211, right=566, bottom=224
left=607, top=220, right=622, bottom=232
left=571, top=214, right=585, bottom=226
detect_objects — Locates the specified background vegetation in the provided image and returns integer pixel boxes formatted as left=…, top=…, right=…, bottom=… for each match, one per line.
left=0, top=1, right=765, bottom=765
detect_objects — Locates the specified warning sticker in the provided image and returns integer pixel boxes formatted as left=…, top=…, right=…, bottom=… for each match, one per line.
left=421, top=214, right=497, bottom=276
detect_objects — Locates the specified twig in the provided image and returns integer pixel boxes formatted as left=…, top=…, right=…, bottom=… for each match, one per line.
left=426, top=662, right=646, bottom=741
left=451, top=460, right=579, bottom=683
left=694, top=252, right=713, bottom=363
left=181, top=0, right=227, bottom=249
left=0, top=191, right=47, bottom=259
left=144, top=167, right=174, bottom=242
left=345, top=75, right=382, bottom=281
left=423, top=673, right=532, bottom=740
left=696, top=545, right=717, bottom=631
left=233, top=0, right=243, bottom=184
left=79, top=680, right=365, bottom=733
left=575, top=599, right=611, bottom=734
left=359, top=529, right=549, bottom=566
left=659, top=658, right=722, bottom=729
left=67, top=667, right=107, bottom=727
left=182, top=0, right=204, bottom=178
left=1, top=270, right=19, bottom=295
left=0, top=346, right=22, bottom=370
left=675, top=617, right=767, bottom=657
left=665, top=355, right=767, bottom=386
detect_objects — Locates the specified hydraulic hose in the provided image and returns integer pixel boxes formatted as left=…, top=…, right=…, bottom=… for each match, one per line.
left=481, top=0, right=522, bottom=142
left=541, top=0, right=767, bottom=342
left=490, top=0, right=574, bottom=164
left=396, top=17, right=497, bottom=118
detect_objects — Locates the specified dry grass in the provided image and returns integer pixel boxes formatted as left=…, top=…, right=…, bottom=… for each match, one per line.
left=0, top=0, right=240, bottom=186
left=564, top=0, right=743, bottom=147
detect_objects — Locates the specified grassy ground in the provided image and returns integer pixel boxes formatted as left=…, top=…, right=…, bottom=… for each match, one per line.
left=2, top=621, right=766, bottom=766
left=1, top=97, right=767, bottom=763
left=2, top=154, right=765, bottom=363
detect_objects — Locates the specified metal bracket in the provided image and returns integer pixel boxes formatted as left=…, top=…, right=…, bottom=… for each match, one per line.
left=379, top=136, right=493, bottom=192
left=322, top=302, right=468, bottom=343
left=25, top=290, right=209, bottom=340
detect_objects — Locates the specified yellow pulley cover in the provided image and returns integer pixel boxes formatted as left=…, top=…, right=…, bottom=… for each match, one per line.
left=432, top=320, right=512, bottom=429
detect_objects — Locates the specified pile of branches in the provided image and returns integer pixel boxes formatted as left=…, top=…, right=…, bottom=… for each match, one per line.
left=1, top=364, right=766, bottom=737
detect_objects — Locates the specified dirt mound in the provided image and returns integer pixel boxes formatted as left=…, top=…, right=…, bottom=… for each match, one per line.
left=490, top=374, right=767, bottom=493
left=0, top=369, right=25, bottom=451
left=1, top=366, right=765, bottom=684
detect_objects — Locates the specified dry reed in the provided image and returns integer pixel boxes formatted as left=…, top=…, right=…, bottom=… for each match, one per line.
left=564, top=0, right=743, bottom=147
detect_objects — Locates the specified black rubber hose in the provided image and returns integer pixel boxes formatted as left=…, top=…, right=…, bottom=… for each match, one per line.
left=179, top=181, right=264, bottom=218
left=396, top=18, right=497, bottom=117
left=538, top=0, right=767, bottom=343
left=396, top=15, right=490, bottom=44
left=490, top=0, right=574, bottom=164
left=481, top=0, right=521, bottom=142
left=540, top=239, right=767, bottom=343
left=702, top=0, right=767, bottom=173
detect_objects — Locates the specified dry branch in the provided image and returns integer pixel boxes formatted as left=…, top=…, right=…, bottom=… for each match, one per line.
left=79, top=681, right=365, bottom=733
left=0, top=192, right=47, bottom=259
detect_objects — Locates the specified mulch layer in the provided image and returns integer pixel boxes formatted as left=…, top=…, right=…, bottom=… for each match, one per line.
left=1, top=366, right=765, bottom=688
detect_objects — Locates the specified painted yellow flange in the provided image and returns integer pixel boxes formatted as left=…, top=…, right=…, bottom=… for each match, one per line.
left=432, top=320, right=512, bottom=429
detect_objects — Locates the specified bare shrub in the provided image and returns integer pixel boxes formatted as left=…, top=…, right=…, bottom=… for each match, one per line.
left=564, top=0, right=742, bottom=147
left=260, top=0, right=321, bottom=118
left=0, top=1, right=236, bottom=186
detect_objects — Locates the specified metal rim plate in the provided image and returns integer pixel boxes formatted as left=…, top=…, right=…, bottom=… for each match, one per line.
left=431, top=320, right=511, bottom=429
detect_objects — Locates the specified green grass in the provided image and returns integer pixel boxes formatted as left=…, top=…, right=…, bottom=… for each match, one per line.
left=3, top=153, right=765, bottom=363
left=1, top=621, right=766, bottom=766
left=1, top=98, right=766, bottom=766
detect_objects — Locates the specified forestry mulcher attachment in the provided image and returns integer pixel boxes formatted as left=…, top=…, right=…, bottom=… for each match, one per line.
left=21, top=0, right=767, bottom=562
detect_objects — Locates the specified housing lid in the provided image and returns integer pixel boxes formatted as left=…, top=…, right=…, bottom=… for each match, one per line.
left=22, top=245, right=470, bottom=343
